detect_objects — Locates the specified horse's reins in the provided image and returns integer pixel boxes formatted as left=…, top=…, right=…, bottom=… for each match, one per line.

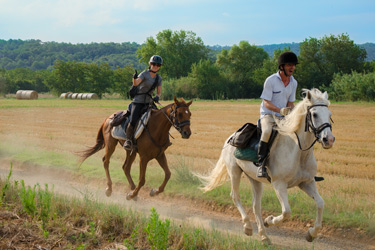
left=295, top=104, right=333, bottom=151
left=143, top=102, right=191, bottom=156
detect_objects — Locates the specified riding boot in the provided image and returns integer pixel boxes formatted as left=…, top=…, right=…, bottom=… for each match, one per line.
left=257, top=141, right=269, bottom=178
left=124, top=124, right=135, bottom=150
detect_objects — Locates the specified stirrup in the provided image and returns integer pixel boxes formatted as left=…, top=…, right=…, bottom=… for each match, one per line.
left=124, top=140, right=132, bottom=150
left=257, top=166, right=268, bottom=178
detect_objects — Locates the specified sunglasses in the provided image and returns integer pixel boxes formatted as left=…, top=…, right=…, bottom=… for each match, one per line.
left=151, top=63, right=161, bottom=67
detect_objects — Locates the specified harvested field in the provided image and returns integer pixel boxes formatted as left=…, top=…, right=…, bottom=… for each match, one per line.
left=0, top=98, right=374, bottom=249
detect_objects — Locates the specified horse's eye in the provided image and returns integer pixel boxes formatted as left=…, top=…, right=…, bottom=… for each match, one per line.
left=312, top=113, right=318, bottom=118
left=178, top=113, right=183, bottom=118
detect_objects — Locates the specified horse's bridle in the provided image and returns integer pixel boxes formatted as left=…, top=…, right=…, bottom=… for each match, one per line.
left=296, top=104, right=333, bottom=151
left=167, top=103, right=191, bottom=134
left=143, top=102, right=191, bottom=158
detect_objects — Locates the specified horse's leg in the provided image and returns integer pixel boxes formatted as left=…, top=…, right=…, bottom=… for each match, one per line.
left=122, top=149, right=137, bottom=190
left=228, top=164, right=253, bottom=237
left=299, top=181, right=324, bottom=242
left=248, top=178, right=271, bottom=244
left=264, top=181, right=291, bottom=227
left=150, top=152, right=171, bottom=197
left=126, top=157, right=149, bottom=200
left=102, top=136, right=118, bottom=197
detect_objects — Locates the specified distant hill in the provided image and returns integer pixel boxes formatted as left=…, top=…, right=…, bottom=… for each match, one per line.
left=0, top=39, right=374, bottom=71
left=258, top=42, right=301, bottom=57
left=0, top=39, right=145, bottom=70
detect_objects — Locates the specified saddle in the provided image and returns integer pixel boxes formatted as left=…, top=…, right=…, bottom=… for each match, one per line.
left=230, top=121, right=278, bottom=163
left=110, top=104, right=155, bottom=141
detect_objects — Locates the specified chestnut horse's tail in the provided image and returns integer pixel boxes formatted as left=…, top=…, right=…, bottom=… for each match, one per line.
left=78, top=121, right=106, bottom=165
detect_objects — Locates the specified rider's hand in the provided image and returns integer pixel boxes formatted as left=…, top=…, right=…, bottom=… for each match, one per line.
left=280, top=107, right=291, bottom=116
left=153, top=96, right=160, bottom=103
left=133, top=70, right=138, bottom=79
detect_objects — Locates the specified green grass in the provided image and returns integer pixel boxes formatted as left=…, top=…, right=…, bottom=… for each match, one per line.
left=0, top=167, right=282, bottom=250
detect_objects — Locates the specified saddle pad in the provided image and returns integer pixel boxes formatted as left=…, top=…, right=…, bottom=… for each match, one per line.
left=134, top=110, right=151, bottom=139
left=234, top=147, right=258, bottom=162
left=111, top=118, right=127, bottom=140
left=111, top=109, right=151, bottom=141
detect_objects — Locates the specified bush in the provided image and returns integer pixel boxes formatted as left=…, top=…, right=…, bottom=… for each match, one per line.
left=327, top=71, right=375, bottom=101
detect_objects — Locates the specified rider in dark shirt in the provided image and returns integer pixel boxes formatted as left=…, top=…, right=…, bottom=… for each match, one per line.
left=124, top=55, right=163, bottom=150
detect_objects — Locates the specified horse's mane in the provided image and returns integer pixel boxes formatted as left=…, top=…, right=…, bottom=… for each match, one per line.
left=152, top=97, right=188, bottom=114
left=276, top=88, right=330, bottom=135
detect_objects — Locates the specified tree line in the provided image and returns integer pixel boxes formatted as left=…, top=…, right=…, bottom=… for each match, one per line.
left=1, top=31, right=374, bottom=101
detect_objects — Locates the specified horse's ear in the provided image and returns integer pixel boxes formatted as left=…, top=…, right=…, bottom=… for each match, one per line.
left=187, top=100, right=193, bottom=106
left=323, top=91, right=329, bottom=100
left=174, top=96, right=178, bottom=104
left=306, top=91, right=312, bottom=101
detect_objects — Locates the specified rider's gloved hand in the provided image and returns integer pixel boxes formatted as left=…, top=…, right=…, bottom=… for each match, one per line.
left=153, top=96, right=159, bottom=103
left=280, top=107, right=291, bottom=116
left=133, top=70, right=138, bottom=79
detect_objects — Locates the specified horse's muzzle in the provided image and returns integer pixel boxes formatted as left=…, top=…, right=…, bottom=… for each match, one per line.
left=181, top=129, right=191, bottom=139
left=321, top=135, right=335, bottom=149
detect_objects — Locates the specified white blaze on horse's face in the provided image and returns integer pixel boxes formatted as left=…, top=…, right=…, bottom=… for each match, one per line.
left=310, top=105, right=335, bottom=149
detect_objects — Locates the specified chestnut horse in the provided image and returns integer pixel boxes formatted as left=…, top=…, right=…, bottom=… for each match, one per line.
left=79, top=97, right=192, bottom=200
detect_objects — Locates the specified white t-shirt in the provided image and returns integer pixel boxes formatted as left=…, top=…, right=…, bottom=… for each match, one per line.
left=259, top=71, right=297, bottom=118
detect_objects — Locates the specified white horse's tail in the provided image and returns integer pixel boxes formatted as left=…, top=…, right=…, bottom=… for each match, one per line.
left=195, top=151, right=228, bottom=193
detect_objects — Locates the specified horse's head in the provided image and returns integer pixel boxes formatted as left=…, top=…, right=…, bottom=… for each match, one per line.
left=305, top=89, right=335, bottom=149
left=170, top=97, right=193, bottom=139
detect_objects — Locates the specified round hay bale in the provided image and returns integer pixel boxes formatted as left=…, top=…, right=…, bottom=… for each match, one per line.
left=60, top=93, right=67, bottom=99
left=16, top=90, right=23, bottom=99
left=71, top=93, right=79, bottom=99
left=66, top=92, right=73, bottom=99
left=77, top=93, right=83, bottom=99
left=16, top=90, right=38, bottom=100
left=81, top=93, right=88, bottom=99
left=86, top=93, right=98, bottom=99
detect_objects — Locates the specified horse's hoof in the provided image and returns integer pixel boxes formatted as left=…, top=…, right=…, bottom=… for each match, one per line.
left=243, top=226, right=252, bottom=236
left=105, top=189, right=112, bottom=197
left=306, top=230, right=314, bottom=242
left=126, top=193, right=138, bottom=201
left=261, top=236, right=272, bottom=245
left=264, top=216, right=273, bottom=227
left=150, top=188, right=158, bottom=197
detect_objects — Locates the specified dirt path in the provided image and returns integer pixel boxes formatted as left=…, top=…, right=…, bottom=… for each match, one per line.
left=1, top=160, right=373, bottom=250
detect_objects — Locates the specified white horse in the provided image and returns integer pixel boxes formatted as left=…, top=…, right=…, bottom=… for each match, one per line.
left=197, top=88, right=335, bottom=244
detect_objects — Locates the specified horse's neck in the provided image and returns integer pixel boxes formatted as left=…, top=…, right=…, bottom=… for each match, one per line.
left=275, top=117, right=315, bottom=154
left=149, top=107, right=173, bottom=135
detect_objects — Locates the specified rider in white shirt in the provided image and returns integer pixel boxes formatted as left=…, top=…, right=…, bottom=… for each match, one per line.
left=257, top=51, right=299, bottom=178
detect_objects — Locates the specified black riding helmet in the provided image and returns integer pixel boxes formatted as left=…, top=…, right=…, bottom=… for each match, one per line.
left=149, top=55, right=163, bottom=65
left=278, top=51, right=299, bottom=69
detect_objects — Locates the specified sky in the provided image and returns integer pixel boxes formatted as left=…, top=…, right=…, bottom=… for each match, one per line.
left=0, top=0, right=374, bottom=46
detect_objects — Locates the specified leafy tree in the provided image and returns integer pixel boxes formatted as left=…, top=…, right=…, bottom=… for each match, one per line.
left=137, top=30, right=209, bottom=79
left=46, top=60, right=113, bottom=97
left=85, top=63, right=113, bottom=98
left=296, top=34, right=367, bottom=89
left=112, top=65, right=134, bottom=99
left=162, top=76, right=198, bottom=100
left=216, top=41, right=269, bottom=98
left=189, top=59, right=225, bottom=99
